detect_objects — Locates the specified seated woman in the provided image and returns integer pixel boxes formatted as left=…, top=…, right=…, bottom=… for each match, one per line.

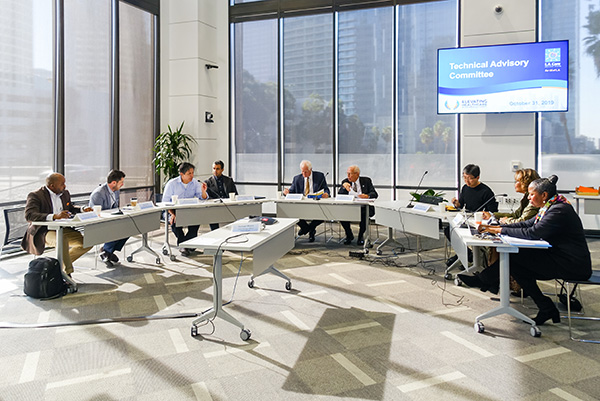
left=458, top=175, right=591, bottom=325
left=483, top=168, right=540, bottom=224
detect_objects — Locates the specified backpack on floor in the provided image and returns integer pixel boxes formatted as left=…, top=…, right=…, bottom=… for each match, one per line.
left=24, top=257, right=68, bottom=300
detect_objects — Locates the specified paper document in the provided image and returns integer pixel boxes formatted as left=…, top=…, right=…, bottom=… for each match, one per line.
left=500, top=235, right=551, bottom=248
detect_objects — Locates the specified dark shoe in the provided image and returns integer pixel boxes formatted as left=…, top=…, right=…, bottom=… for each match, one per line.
left=533, top=308, right=560, bottom=326
left=457, top=273, right=485, bottom=289
left=481, top=284, right=499, bottom=295
left=308, top=230, right=316, bottom=242
left=99, top=251, right=114, bottom=266
left=446, top=255, right=458, bottom=267
left=108, top=252, right=119, bottom=263
left=357, top=238, right=365, bottom=246
left=344, top=235, right=354, bottom=245
left=298, top=228, right=308, bottom=236
left=180, top=248, right=191, bottom=257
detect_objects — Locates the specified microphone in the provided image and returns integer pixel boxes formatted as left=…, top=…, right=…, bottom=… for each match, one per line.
left=407, top=170, right=428, bottom=208
left=473, top=193, right=507, bottom=213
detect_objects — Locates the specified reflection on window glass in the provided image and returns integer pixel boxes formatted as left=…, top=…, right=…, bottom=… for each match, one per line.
left=540, top=0, right=600, bottom=189
left=283, top=14, right=333, bottom=182
left=0, top=0, right=53, bottom=203
left=233, top=20, right=278, bottom=182
left=64, top=0, right=111, bottom=193
left=338, top=8, right=393, bottom=186
left=119, top=2, right=154, bottom=188
left=397, top=1, right=457, bottom=188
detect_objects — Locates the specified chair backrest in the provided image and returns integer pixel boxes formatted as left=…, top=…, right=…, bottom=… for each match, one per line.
left=3, top=206, right=27, bottom=250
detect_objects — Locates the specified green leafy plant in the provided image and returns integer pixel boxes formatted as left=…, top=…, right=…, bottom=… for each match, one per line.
left=153, top=121, right=196, bottom=187
left=410, top=188, right=446, bottom=202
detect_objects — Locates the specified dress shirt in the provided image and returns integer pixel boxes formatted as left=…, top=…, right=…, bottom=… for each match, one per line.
left=163, top=176, right=207, bottom=202
left=46, top=186, right=63, bottom=221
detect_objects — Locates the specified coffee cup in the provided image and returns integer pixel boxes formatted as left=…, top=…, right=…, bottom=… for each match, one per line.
left=130, top=197, right=138, bottom=207
left=171, top=195, right=178, bottom=204
left=277, top=191, right=282, bottom=199
left=229, top=192, right=236, bottom=201
left=474, top=211, right=484, bottom=224
left=93, top=205, right=102, bottom=217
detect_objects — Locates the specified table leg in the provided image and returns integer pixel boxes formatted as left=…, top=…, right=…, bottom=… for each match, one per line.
left=55, top=227, right=77, bottom=290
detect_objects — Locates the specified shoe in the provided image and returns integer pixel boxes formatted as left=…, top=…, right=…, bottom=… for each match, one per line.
left=298, top=228, right=308, bottom=236
left=480, top=284, right=499, bottom=295
left=308, top=230, right=316, bottom=243
left=180, top=248, right=190, bottom=257
left=457, top=273, right=485, bottom=289
left=108, top=252, right=119, bottom=263
left=446, top=255, right=458, bottom=267
left=344, top=235, right=354, bottom=245
left=357, top=238, right=365, bottom=246
left=532, top=308, right=560, bottom=325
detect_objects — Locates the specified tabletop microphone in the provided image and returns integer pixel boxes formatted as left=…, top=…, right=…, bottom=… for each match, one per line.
left=407, top=170, right=428, bottom=208
left=472, top=193, right=508, bottom=214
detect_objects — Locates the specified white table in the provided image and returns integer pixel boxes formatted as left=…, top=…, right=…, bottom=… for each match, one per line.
left=449, top=217, right=551, bottom=337
left=275, top=198, right=371, bottom=249
left=32, top=207, right=163, bottom=290
left=180, top=217, right=298, bottom=340
left=572, top=194, right=600, bottom=215
left=158, top=199, right=265, bottom=260
left=374, top=200, right=448, bottom=254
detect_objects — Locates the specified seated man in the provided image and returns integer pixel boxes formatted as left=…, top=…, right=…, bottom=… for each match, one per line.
left=89, top=169, right=127, bottom=266
left=338, top=165, right=378, bottom=245
left=21, top=173, right=93, bottom=276
left=283, top=160, right=330, bottom=242
left=205, top=159, right=238, bottom=231
left=446, top=163, right=498, bottom=266
left=163, top=162, right=209, bottom=256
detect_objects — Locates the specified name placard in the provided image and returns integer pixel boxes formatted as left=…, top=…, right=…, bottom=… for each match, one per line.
left=138, top=201, right=155, bottom=210
left=453, top=213, right=465, bottom=226
left=178, top=198, right=199, bottom=205
left=72, top=211, right=100, bottom=222
left=335, top=195, right=354, bottom=202
left=231, top=222, right=262, bottom=233
left=236, top=195, right=255, bottom=201
left=412, top=202, right=433, bottom=212
left=285, top=193, right=303, bottom=200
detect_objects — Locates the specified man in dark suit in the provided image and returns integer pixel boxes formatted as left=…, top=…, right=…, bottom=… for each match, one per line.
left=283, top=160, right=330, bottom=242
left=21, top=173, right=93, bottom=276
left=205, top=160, right=238, bottom=230
left=338, top=165, right=378, bottom=245
left=89, top=170, right=127, bottom=266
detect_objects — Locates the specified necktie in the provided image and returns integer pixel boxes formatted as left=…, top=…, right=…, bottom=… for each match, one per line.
left=352, top=182, right=358, bottom=192
left=305, top=178, right=310, bottom=196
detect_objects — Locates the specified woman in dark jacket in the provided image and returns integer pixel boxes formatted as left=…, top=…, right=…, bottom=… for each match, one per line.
left=459, top=175, right=592, bottom=325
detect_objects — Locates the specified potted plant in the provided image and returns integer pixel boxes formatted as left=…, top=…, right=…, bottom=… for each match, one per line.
left=409, top=188, right=446, bottom=203
left=153, top=121, right=196, bottom=190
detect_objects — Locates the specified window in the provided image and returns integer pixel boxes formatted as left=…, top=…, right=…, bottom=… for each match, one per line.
left=0, top=0, right=53, bottom=203
left=540, top=0, right=600, bottom=190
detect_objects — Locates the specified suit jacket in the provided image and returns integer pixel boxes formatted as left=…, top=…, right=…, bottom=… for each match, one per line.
left=288, top=171, right=330, bottom=196
left=501, top=202, right=591, bottom=280
left=21, top=187, right=79, bottom=255
left=338, top=176, right=378, bottom=216
left=89, top=183, right=120, bottom=210
left=205, top=175, right=238, bottom=199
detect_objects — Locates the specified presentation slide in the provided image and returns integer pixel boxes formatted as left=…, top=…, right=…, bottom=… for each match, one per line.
left=438, top=40, right=568, bottom=114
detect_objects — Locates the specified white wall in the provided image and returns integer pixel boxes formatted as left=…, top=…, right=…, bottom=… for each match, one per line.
left=160, top=0, right=229, bottom=181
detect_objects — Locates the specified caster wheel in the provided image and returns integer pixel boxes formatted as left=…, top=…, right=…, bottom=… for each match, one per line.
left=156, top=258, right=161, bottom=264
left=191, top=325, right=198, bottom=337
left=454, top=277, right=462, bottom=286
left=127, top=256, right=133, bottom=263
left=170, top=255, right=176, bottom=261
left=248, top=280, right=254, bottom=288
left=474, top=321, right=485, bottom=333
left=285, top=281, right=292, bottom=291
left=530, top=326, right=542, bottom=337
left=162, top=248, right=168, bottom=256
left=240, top=329, right=251, bottom=341
left=376, top=250, right=382, bottom=255
left=364, top=248, right=369, bottom=254
left=444, top=272, right=453, bottom=280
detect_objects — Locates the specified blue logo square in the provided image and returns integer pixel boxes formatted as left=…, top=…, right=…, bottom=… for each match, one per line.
left=545, top=48, right=561, bottom=62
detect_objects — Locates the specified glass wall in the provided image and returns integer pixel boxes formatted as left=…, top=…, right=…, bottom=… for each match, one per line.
left=396, top=1, right=457, bottom=188
left=119, top=2, right=155, bottom=187
left=64, top=0, right=111, bottom=193
left=0, top=0, right=54, bottom=203
left=337, top=7, right=393, bottom=185
left=283, top=14, right=334, bottom=183
left=540, top=0, right=600, bottom=190
left=233, top=19, right=278, bottom=183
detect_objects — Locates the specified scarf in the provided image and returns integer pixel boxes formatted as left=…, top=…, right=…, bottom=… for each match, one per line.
left=534, top=194, right=570, bottom=224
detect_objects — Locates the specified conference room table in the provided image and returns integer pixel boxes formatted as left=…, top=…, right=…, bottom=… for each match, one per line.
left=180, top=217, right=298, bottom=340
left=572, top=193, right=600, bottom=216
left=31, top=206, right=163, bottom=290
left=158, top=199, right=265, bottom=260
left=274, top=197, right=372, bottom=249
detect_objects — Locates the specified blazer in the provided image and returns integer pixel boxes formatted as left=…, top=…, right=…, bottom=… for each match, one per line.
left=288, top=171, right=330, bottom=196
left=21, top=187, right=79, bottom=255
left=501, top=202, right=591, bottom=280
left=205, top=175, right=238, bottom=199
left=338, top=176, right=378, bottom=216
left=89, top=183, right=120, bottom=210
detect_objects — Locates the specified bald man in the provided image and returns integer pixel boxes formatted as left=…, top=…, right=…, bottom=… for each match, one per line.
left=338, top=165, right=378, bottom=245
left=21, top=173, right=93, bottom=276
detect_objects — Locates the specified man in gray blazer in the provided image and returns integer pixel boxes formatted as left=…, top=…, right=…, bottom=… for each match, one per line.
left=89, top=170, right=127, bottom=266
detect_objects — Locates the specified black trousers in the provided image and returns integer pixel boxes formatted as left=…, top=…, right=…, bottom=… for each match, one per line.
left=170, top=221, right=199, bottom=245
left=341, top=205, right=368, bottom=239
left=298, top=219, right=323, bottom=234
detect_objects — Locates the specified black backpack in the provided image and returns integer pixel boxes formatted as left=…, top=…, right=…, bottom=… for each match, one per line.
left=24, top=257, right=69, bottom=299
